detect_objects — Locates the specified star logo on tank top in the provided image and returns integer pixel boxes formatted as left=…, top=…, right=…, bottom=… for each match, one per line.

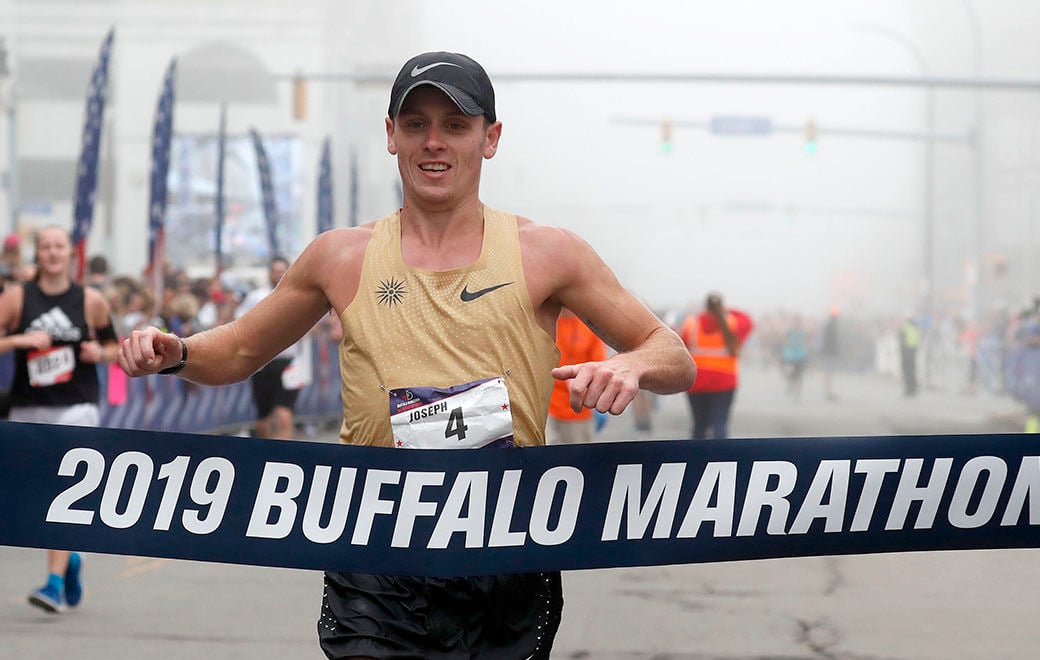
left=376, top=277, right=407, bottom=307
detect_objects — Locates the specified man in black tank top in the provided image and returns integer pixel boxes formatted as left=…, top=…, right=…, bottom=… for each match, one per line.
left=120, top=52, right=696, bottom=659
left=0, top=226, right=119, bottom=614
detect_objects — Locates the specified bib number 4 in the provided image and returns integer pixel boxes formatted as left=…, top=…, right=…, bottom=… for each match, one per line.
left=389, top=377, right=513, bottom=449
left=445, top=406, right=469, bottom=442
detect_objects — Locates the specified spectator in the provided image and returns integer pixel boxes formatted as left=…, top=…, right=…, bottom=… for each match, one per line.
left=235, top=256, right=305, bottom=439
left=681, top=292, right=754, bottom=439
left=547, top=308, right=606, bottom=444
left=86, top=254, right=109, bottom=290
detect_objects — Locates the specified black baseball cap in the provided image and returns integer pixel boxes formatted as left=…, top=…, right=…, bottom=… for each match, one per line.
left=388, top=51, right=496, bottom=123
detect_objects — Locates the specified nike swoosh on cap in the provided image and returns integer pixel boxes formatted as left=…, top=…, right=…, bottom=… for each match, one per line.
left=411, top=62, right=462, bottom=77
left=460, top=282, right=513, bottom=302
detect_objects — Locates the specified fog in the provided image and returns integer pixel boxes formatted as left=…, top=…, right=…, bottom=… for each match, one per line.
left=2, top=0, right=1040, bottom=322
left=404, top=0, right=1040, bottom=319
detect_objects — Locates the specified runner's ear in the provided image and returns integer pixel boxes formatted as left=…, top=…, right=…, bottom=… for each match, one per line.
left=482, top=121, right=502, bottom=160
left=386, top=117, right=398, bottom=155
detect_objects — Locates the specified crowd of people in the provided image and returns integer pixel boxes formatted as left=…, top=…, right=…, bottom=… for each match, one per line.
left=1, top=238, right=284, bottom=351
left=747, top=301, right=1040, bottom=422
left=542, top=289, right=1040, bottom=444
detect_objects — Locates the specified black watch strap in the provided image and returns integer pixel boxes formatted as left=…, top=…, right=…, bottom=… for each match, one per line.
left=158, top=336, right=188, bottom=375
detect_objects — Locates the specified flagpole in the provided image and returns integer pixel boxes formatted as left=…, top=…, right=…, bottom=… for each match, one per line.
left=214, top=103, right=227, bottom=275
left=349, top=147, right=358, bottom=228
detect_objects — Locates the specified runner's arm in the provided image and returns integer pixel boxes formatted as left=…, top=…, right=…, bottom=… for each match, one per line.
left=0, top=284, right=50, bottom=354
left=528, top=225, right=696, bottom=414
left=119, top=240, right=335, bottom=385
left=82, top=287, right=120, bottom=364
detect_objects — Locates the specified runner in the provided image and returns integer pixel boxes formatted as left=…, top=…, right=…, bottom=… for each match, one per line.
left=119, top=51, right=696, bottom=659
left=0, top=226, right=120, bottom=613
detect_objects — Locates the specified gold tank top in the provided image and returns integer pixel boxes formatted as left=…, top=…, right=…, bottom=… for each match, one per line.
left=338, top=207, right=560, bottom=447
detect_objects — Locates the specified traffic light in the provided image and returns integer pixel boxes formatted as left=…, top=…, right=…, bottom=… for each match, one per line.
left=292, top=75, right=308, bottom=121
left=660, top=118, right=673, bottom=154
left=803, top=119, right=818, bottom=155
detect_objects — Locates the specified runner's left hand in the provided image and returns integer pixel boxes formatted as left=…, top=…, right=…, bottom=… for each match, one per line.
left=552, top=359, right=640, bottom=415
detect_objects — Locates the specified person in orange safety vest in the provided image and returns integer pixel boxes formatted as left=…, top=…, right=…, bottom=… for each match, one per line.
left=680, top=293, right=753, bottom=439
left=548, top=308, right=607, bottom=443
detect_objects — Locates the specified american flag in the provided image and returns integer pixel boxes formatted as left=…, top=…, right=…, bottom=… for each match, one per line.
left=316, top=137, right=333, bottom=235
left=214, top=104, right=227, bottom=274
left=249, top=128, right=279, bottom=257
left=72, top=28, right=114, bottom=282
left=147, top=58, right=177, bottom=301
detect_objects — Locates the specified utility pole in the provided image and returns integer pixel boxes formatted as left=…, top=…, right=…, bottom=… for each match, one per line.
left=0, top=37, right=15, bottom=235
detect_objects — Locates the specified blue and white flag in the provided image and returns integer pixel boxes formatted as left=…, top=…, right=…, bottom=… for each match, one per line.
left=316, top=137, right=333, bottom=235
left=71, top=28, right=114, bottom=282
left=214, top=104, right=227, bottom=274
left=147, top=58, right=177, bottom=299
left=249, top=128, right=279, bottom=257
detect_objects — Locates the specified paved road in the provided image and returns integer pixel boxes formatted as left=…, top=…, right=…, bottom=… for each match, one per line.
left=2, top=365, right=1036, bottom=659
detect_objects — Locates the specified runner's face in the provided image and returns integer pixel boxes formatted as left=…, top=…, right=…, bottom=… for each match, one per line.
left=35, top=229, right=72, bottom=277
left=387, top=87, right=501, bottom=210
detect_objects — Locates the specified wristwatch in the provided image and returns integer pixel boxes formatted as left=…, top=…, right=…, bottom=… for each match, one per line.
left=158, top=336, right=188, bottom=375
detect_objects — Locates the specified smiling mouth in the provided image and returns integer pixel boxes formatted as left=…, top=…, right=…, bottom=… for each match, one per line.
left=419, top=163, right=449, bottom=172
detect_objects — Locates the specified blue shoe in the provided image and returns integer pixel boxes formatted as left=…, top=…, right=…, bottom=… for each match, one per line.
left=28, top=583, right=66, bottom=614
left=64, top=553, right=83, bottom=607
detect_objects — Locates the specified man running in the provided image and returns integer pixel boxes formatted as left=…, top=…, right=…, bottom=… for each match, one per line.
left=120, top=51, right=696, bottom=659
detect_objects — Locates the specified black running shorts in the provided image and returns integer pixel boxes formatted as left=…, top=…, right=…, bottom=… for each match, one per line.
left=317, top=571, right=563, bottom=660
left=249, top=357, right=298, bottom=418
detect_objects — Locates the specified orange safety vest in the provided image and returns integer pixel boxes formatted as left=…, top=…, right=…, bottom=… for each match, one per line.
left=682, top=313, right=739, bottom=377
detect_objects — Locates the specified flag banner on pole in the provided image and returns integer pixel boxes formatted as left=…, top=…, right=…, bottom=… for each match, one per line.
left=249, top=128, right=279, bottom=257
left=71, top=28, right=114, bottom=282
left=147, top=58, right=177, bottom=300
left=348, top=147, right=359, bottom=228
left=316, top=137, right=333, bottom=234
left=3, top=423, right=1039, bottom=577
left=214, top=104, right=227, bottom=274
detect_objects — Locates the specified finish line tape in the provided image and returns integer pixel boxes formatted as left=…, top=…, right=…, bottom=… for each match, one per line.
left=2, top=420, right=1038, bottom=576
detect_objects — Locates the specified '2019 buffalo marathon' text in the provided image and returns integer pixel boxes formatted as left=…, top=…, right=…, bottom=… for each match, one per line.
left=45, top=450, right=1040, bottom=547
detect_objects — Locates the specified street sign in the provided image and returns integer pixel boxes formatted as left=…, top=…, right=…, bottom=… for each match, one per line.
left=709, top=115, right=773, bottom=136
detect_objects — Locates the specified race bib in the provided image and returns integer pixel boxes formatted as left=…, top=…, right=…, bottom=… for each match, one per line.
left=389, top=377, right=514, bottom=449
left=27, top=345, right=75, bottom=387
left=281, top=341, right=312, bottom=391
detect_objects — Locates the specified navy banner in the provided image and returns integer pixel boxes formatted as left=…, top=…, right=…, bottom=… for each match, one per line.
left=71, top=28, right=114, bottom=282
left=2, top=423, right=1039, bottom=577
left=316, top=137, right=333, bottom=235
left=147, top=58, right=177, bottom=297
left=249, top=127, right=279, bottom=257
